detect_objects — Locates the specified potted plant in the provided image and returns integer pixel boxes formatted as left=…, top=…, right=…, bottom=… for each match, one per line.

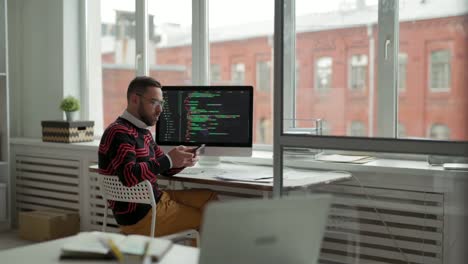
left=60, top=96, right=80, bottom=121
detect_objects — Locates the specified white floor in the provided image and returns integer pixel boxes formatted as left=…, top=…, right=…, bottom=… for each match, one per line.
left=0, top=230, right=34, bottom=251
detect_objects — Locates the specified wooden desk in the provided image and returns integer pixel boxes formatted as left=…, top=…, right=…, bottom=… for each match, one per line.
left=0, top=236, right=199, bottom=264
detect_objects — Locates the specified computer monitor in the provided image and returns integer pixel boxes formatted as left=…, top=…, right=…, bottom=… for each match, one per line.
left=156, top=86, right=253, bottom=157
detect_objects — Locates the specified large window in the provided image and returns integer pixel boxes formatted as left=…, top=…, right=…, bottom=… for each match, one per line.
left=93, top=0, right=467, bottom=143
left=430, top=50, right=451, bottom=91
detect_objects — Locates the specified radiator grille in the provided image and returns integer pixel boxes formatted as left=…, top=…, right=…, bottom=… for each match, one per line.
left=15, top=155, right=80, bottom=213
left=315, top=182, right=444, bottom=264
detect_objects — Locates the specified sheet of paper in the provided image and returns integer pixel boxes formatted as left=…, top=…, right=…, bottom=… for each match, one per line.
left=315, top=154, right=371, bottom=163
left=215, top=170, right=273, bottom=181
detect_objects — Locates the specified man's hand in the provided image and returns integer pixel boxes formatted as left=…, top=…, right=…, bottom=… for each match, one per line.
left=167, top=145, right=199, bottom=168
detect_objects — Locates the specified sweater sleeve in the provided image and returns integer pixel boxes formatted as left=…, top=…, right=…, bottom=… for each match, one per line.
left=154, top=145, right=184, bottom=176
left=99, top=129, right=171, bottom=187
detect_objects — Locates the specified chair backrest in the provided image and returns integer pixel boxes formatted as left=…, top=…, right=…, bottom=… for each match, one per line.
left=98, top=175, right=156, bottom=207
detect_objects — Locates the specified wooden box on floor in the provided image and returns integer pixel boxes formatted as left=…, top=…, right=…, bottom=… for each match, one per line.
left=18, top=210, right=80, bottom=241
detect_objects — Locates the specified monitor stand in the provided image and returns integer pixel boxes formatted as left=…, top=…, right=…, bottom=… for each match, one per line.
left=198, top=156, right=221, bottom=167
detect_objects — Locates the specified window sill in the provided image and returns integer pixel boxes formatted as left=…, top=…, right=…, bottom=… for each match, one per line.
left=10, top=138, right=466, bottom=179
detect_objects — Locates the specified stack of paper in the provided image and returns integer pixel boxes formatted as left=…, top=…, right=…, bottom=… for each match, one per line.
left=60, top=231, right=172, bottom=262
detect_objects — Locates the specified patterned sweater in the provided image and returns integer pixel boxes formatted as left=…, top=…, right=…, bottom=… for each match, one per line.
left=98, top=117, right=182, bottom=225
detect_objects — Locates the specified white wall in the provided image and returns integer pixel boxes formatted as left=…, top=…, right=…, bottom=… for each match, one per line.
left=8, top=0, right=82, bottom=138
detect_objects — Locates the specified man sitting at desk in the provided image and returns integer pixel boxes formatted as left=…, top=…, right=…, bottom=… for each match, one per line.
left=98, top=76, right=218, bottom=238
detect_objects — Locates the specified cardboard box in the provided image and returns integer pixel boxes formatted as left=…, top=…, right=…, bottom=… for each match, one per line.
left=18, top=210, right=80, bottom=241
left=41, top=120, right=94, bottom=143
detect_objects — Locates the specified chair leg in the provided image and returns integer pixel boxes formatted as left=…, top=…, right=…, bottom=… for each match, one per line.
left=150, top=208, right=156, bottom=238
left=102, top=201, right=108, bottom=232
left=195, top=231, right=200, bottom=247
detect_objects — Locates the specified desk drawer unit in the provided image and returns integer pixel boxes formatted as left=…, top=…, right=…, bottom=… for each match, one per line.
left=313, top=182, right=444, bottom=264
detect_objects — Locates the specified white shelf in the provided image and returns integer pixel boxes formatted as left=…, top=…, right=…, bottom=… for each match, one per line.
left=0, top=73, right=5, bottom=76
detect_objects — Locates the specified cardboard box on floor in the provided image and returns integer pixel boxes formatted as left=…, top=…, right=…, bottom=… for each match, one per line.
left=18, top=210, right=80, bottom=241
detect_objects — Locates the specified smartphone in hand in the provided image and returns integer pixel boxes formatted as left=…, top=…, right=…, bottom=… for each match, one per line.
left=192, top=144, right=205, bottom=156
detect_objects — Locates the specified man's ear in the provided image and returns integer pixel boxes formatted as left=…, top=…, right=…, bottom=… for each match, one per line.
left=130, top=93, right=139, bottom=105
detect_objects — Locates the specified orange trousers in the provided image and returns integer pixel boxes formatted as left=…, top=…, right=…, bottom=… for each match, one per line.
left=120, top=189, right=218, bottom=237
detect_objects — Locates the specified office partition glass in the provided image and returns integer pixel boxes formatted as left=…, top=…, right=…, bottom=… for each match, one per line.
left=148, top=0, right=192, bottom=86
left=281, top=147, right=468, bottom=264
left=209, top=0, right=274, bottom=145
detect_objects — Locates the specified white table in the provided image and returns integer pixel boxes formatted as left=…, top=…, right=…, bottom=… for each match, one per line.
left=90, top=163, right=351, bottom=198
left=0, top=236, right=199, bottom=264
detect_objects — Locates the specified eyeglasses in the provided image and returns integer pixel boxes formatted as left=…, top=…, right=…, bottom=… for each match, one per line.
left=136, top=93, right=165, bottom=108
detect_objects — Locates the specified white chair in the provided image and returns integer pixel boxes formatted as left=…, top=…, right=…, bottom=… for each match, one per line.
left=98, top=174, right=199, bottom=244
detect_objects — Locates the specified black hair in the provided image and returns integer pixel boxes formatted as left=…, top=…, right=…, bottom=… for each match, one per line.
left=127, top=76, right=162, bottom=100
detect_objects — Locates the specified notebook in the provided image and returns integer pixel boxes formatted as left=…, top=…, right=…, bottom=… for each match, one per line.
left=199, top=194, right=332, bottom=264
left=60, top=231, right=172, bottom=262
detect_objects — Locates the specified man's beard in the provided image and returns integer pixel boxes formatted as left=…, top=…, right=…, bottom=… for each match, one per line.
left=138, top=104, right=156, bottom=126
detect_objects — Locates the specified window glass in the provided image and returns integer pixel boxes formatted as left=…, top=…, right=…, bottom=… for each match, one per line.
left=148, top=0, right=192, bottom=86
left=210, top=64, right=221, bottom=83
left=257, top=61, right=271, bottom=92
left=100, top=0, right=136, bottom=127
left=398, top=1, right=466, bottom=141
left=398, top=53, right=407, bottom=91
left=209, top=0, right=274, bottom=144
left=348, top=121, right=366, bottom=137
left=429, top=123, right=450, bottom=140
left=430, top=50, right=451, bottom=91
left=315, top=57, right=332, bottom=91
left=231, top=63, right=245, bottom=84
left=350, top=54, right=368, bottom=91
left=293, top=0, right=378, bottom=137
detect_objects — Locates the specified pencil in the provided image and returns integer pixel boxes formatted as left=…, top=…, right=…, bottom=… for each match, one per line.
left=142, top=240, right=152, bottom=264
left=107, top=238, right=124, bottom=263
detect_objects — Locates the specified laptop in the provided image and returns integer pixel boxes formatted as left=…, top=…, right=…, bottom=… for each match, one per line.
left=199, top=195, right=332, bottom=264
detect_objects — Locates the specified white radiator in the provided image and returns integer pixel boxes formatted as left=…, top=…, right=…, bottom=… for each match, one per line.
left=315, top=182, right=444, bottom=264
left=15, top=155, right=80, bottom=213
